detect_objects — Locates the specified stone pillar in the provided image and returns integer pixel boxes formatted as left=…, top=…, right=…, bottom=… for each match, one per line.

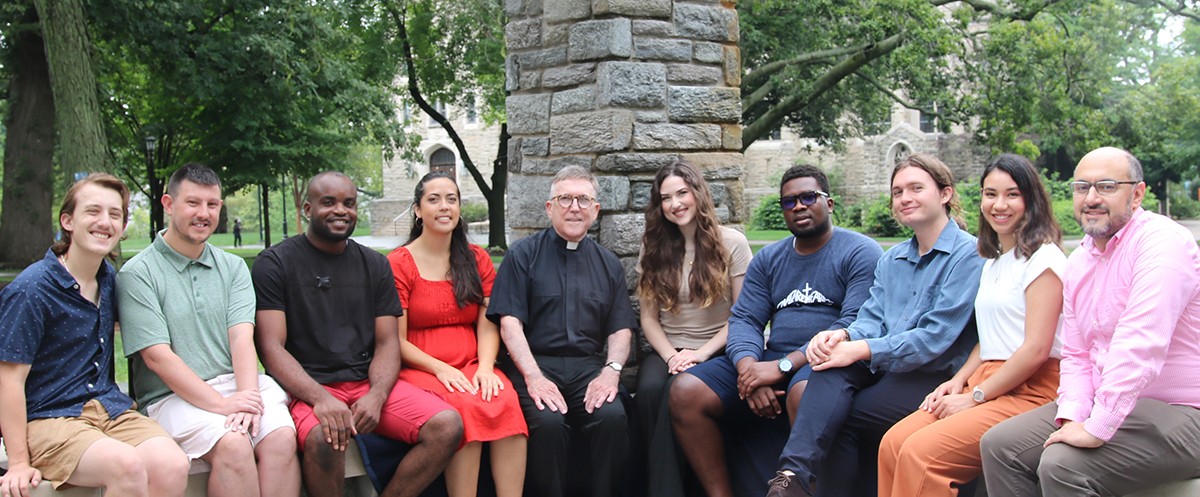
left=504, top=0, right=744, bottom=284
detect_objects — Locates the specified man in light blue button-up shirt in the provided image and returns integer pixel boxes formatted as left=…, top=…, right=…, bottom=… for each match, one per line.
left=765, top=154, right=984, bottom=497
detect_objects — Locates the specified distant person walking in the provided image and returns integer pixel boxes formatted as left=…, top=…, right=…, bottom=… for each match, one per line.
left=233, top=219, right=243, bottom=247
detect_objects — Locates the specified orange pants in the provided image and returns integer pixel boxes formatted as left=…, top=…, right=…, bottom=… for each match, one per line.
left=877, top=359, right=1059, bottom=497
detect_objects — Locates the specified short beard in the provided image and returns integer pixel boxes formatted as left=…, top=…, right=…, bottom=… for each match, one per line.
left=789, top=216, right=832, bottom=239
left=311, top=220, right=355, bottom=243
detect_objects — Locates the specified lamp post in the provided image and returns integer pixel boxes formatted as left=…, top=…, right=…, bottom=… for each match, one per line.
left=144, top=135, right=158, bottom=240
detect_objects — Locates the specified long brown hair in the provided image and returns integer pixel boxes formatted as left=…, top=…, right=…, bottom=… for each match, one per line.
left=637, top=160, right=730, bottom=312
left=977, top=154, right=1061, bottom=259
left=52, top=173, right=130, bottom=257
left=891, top=153, right=967, bottom=230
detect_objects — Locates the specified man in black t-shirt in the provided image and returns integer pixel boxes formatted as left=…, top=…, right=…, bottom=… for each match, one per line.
left=488, top=166, right=638, bottom=497
left=253, top=171, right=462, bottom=497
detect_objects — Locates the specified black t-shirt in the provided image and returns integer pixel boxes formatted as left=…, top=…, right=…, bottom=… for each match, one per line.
left=487, top=229, right=638, bottom=357
left=252, top=235, right=403, bottom=384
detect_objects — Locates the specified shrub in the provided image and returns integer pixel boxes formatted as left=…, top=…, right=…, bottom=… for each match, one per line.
left=461, top=202, right=489, bottom=223
left=751, top=194, right=787, bottom=230
left=861, top=193, right=912, bottom=238
left=834, top=201, right=864, bottom=230
left=1052, top=199, right=1082, bottom=237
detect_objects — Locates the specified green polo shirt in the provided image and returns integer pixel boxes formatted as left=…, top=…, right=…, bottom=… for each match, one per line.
left=118, top=232, right=256, bottom=410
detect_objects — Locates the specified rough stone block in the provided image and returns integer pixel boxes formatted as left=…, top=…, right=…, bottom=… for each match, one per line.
left=507, top=94, right=552, bottom=134
left=680, top=152, right=744, bottom=179
left=544, top=23, right=570, bottom=45
left=595, top=152, right=680, bottom=173
left=522, top=155, right=593, bottom=175
left=519, top=46, right=568, bottom=70
left=632, top=123, right=722, bottom=150
left=597, top=175, right=631, bottom=212
left=551, top=86, right=596, bottom=114
left=506, top=54, right=520, bottom=91
left=668, top=87, right=740, bottom=123
left=633, top=20, right=675, bottom=36
left=506, top=19, right=541, bottom=50
left=569, top=19, right=633, bottom=61
left=724, top=45, right=742, bottom=86
left=674, top=4, right=738, bottom=42
left=710, top=181, right=728, bottom=206
left=519, top=71, right=541, bottom=90
left=630, top=181, right=652, bottom=211
left=542, top=63, right=597, bottom=88
left=598, top=62, right=667, bottom=108
left=544, top=0, right=591, bottom=22
left=507, top=174, right=555, bottom=230
left=715, top=204, right=731, bottom=223
left=504, top=0, right=525, bottom=18
left=508, top=138, right=523, bottom=173
left=635, top=110, right=667, bottom=123
left=634, top=38, right=693, bottom=62
left=550, top=110, right=634, bottom=154
left=722, top=124, right=742, bottom=150
left=694, top=41, right=724, bottom=63
left=521, top=136, right=550, bottom=156
left=599, top=213, right=645, bottom=257
left=593, top=0, right=671, bottom=18
left=666, top=64, right=722, bottom=85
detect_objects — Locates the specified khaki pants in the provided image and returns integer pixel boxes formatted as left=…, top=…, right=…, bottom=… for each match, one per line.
left=980, top=398, right=1200, bottom=496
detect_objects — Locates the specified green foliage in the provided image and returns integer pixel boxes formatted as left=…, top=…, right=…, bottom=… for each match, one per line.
left=460, top=202, right=488, bottom=223
left=751, top=194, right=787, bottom=231
left=861, top=193, right=912, bottom=238
left=956, top=178, right=981, bottom=236
left=1053, top=199, right=1083, bottom=237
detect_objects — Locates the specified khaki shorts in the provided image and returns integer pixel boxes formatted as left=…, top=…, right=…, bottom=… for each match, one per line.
left=146, top=373, right=295, bottom=461
left=27, top=399, right=171, bottom=488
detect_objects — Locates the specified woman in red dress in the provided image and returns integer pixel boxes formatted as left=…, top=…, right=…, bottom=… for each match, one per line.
left=388, top=172, right=527, bottom=497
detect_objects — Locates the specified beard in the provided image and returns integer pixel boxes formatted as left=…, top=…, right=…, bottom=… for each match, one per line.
left=1076, top=200, right=1133, bottom=241
left=310, top=217, right=356, bottom=243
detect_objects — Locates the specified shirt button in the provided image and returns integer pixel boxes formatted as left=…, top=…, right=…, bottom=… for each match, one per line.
left=73, top=284, right=79, bottom=290
left=100, top=338, right=105, bottom=343
left=87, top=383, right=94, bottom=389
left=93, top=361, right=99, bottom=368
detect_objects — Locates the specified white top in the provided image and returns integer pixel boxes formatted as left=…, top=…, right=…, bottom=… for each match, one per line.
left=975, top=243, right=1068, bottom=361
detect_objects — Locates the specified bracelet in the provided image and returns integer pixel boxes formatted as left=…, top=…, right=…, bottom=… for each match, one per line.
left=841, top=328, right=851, bottom=341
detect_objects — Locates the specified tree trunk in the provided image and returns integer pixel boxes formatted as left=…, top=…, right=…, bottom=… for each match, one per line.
left=34, top=0, right=111, bottom=175
left=260, top=183, right=273, bottom=248
left=487, top=124, right=509, bottom=250
left=0, top=6, right=57, bottom=269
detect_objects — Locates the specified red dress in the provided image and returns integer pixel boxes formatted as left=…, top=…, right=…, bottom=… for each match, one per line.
left=387, top=244, right=528, bottom=443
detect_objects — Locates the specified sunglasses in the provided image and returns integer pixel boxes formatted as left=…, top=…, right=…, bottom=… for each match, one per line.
left=779, top=190, right=829, bottom=210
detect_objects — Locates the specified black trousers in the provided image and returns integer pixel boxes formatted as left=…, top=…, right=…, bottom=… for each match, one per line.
left=502, top=355, right=629, bottom=497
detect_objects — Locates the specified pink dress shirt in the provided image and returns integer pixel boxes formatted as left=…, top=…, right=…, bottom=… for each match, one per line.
left=1056, top=208, right=1200, bottom=441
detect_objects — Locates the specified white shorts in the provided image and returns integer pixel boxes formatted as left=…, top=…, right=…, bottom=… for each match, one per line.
left=146, top=373, right=295, bottom=462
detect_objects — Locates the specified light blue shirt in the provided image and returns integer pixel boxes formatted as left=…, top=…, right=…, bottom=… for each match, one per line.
left=847, top=220, right=984, bottom=374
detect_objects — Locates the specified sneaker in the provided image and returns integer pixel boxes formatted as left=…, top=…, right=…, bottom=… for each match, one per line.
left=765, top=470, right=813, bottom=497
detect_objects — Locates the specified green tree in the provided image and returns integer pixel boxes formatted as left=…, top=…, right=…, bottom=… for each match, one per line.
left=387, top=0, right=509, bottom=249
left=0, top=2, right=56, bottom=268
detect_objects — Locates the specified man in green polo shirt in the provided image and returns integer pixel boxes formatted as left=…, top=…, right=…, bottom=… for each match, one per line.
left=118, top=163, right=300, bottom=497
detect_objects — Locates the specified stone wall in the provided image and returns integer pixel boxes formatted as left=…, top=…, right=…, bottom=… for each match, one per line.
left=504, top=0, right=745, bottom=288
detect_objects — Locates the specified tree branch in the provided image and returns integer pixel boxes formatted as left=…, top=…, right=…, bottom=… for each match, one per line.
left=853, top=72, right=948, bottom=119
left=1148, top=0, right=1200, bottom=21
left=742, top=32, right=906, bottom=150
left=931, top=0, right=1063, bottom=21
left=742, top=42, right=879, bottom=92
left=387, top=3, right=491, bottom=198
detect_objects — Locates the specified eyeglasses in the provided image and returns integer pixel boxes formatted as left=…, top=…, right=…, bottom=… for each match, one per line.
left=550, top=194, right=596, bottom=209
left=1069, top=180, right=1140, bottom=196
left=779, top=190, right=829, bottom=210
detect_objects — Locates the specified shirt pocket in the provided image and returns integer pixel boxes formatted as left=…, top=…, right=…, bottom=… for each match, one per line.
left=904, top=283, right=942, bottom=326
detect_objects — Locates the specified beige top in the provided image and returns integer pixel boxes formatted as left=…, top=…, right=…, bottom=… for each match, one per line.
left=641, top=226, right=753, bottom=349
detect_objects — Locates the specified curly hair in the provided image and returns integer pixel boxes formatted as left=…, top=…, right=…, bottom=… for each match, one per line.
left=977, top=154, right=1062, bottom=259
left=405, top=171, right=483, bottom=308
left=637, top=160, right=731, bottom=312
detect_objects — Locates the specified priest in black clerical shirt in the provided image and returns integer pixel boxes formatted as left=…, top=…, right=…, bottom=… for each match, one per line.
left=488, top=165, right=637, bottom=497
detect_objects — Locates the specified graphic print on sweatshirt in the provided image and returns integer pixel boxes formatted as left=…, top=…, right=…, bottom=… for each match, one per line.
left=776, top=283, right=834, bottom=310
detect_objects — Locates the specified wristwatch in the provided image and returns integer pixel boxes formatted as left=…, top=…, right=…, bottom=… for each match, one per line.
left=972, top=386, right=986, bottom=404
left=605, top=361, right=623, bottom=372
left=778, top=357, right=794, bottom=374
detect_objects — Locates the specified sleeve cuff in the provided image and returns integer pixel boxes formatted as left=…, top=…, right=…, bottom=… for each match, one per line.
left=1083, top=404, right=1125, bottom=442
left=1054, top=399, right=1090, bottom=427
left=729, top=351, right=755, bottom=366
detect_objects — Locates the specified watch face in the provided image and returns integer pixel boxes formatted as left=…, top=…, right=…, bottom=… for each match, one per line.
left=778, top=358, right=793, bottom=373
left=972, top=388, right=985, bottom=403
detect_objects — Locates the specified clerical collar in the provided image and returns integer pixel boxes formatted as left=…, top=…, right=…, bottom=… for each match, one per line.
left=566, top=240, right=579, bottom=251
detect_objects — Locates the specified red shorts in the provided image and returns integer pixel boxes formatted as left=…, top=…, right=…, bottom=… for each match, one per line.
left=289, top=379, right=453, bottom=450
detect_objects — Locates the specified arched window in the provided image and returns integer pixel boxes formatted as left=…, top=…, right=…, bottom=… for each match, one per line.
left=430, top=148, right=456, bottom=179
left=887, top=142, right=913, bottom=167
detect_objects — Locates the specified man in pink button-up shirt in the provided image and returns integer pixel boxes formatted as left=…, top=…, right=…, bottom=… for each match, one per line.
left=980, top=147, right=1200, bottom=495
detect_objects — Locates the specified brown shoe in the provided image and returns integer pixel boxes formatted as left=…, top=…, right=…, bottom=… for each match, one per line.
left=765, top=471, right=813, bottom=497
